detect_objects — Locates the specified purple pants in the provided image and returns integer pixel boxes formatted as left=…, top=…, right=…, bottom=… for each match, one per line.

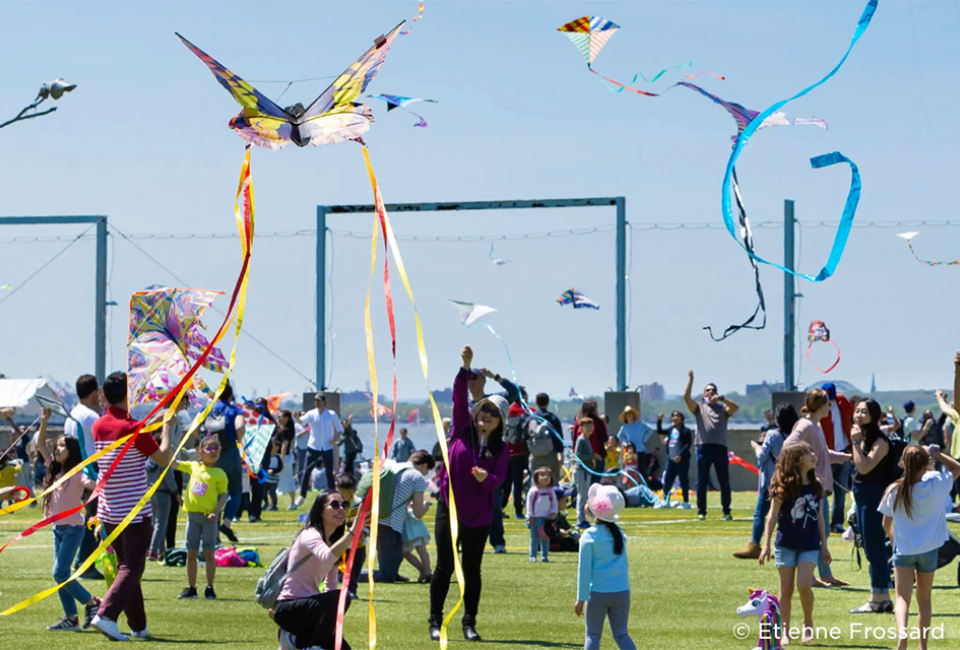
left=99, top=519, right=151, bottom=632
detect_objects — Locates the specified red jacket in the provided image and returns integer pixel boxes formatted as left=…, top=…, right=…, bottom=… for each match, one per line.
left=819, top=395, right=854, bottom=451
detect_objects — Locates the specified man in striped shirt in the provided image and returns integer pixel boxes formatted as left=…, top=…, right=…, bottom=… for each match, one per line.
left=89, top=372, right=173, bottom=642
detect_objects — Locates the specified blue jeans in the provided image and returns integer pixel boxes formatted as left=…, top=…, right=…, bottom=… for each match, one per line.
left=854, top=481, right=893, bottom=593
left=662, top=457, right=690, bottom=503
left=359, top=525, right=404, bottom=583
left=53, top=525, right=92, bottom=618
left=489, top=487, right=505, bottom=548
left=217, top=456, right=244, bottom=522
left=695, top=444, right=731, bottom=517
left=529, top=517, right=548, bottom=559
left=817, top=497, right=833, bottom=579
left=830, top=461, right=851, bottom=527
left=750, top=489, right=770, bottom=545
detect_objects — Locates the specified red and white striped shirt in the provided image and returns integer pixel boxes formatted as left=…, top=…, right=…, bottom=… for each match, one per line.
left=94, top=407, right=159, bottom=524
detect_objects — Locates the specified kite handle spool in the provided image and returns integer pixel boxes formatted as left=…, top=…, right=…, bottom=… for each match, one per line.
left=12, top=486, right=30, bottom=503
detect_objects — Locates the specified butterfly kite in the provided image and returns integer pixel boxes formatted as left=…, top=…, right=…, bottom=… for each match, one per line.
left=127, top=286, right=229, bottom=407
left=557, top=289, right=600, bottom=310
left=678, top=81, right=827, bottom=342
left=896, top=232, right=960, bottom=266
left=557, top=16, right=723, bottom=95
left=177, top=23, right=405, bottom=149
left=807, top=320, right=841, bottom=374
left=366, top=93, right=437, bottom=127
left=488, top=243, right=511, bottom=266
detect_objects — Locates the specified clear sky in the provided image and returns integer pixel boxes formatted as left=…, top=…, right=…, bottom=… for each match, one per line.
left=3, top=0, right=960, bottom=402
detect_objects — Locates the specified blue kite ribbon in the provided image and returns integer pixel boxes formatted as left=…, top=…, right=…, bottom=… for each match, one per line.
left=720, top=0, right=877, bottom=282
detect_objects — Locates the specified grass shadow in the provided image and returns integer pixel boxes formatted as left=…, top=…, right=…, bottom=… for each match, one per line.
left=492, top=642, right=581, bottom=648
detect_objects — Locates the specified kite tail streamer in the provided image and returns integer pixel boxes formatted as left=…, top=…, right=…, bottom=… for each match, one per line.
left=362, top=146, right=466, bottom=650
left=900, top=236, right=960, bottom=266
left=589, top=66, right=660, bottom=96
left=704, top=167, right=767, bottom=341
left=807, top=339, right=841, bottom=374
left=0, top=147, right=255, bottom=615
left=720, top=0, right=876, bottom=281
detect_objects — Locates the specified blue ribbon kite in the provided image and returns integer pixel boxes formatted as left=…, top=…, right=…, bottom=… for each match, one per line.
left=720, top=0, right=877, bottom=282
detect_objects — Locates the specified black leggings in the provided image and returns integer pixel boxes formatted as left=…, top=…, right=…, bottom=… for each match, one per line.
left=430, top=500, right=490, bottom=623
left=274, top=591, right=351, bottom=650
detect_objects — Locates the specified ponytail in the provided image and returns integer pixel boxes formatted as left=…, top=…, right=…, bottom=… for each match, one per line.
left=600, top=520, right=624, bottom=555
left=893, top=446, right=930, bottom=519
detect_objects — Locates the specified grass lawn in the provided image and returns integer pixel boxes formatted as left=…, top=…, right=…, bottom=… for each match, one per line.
left=2, top=491, right=959, bottom=649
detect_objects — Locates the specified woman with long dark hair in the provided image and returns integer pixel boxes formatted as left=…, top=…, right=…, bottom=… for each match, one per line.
left=37, top=408, right=101, bottom=631
left=274, top=410, right=298, bottom=510
left=850, top=398, right=894, bottom=613
left=429, top=346, right=509, bottom=642
left=274, top=490, right=359, bottom=650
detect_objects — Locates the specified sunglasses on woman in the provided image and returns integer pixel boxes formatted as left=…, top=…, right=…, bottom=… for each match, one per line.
left=479, top=404, right=499, bottom=418
left=327, top=500, right=348, bottom=510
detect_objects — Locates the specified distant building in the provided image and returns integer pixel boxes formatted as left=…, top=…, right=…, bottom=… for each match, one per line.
left=746, top=381, right=785, bottom=397
left=639, top=383, right=665, bottom=402
left=871, top=372, right=876, bottom=394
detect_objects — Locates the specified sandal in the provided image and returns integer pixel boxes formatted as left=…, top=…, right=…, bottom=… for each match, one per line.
left=823, top=577, right=849, bottom=587
left=811, top=579, right=832, bottom=589
left=849, top=601, right=886, bottom=614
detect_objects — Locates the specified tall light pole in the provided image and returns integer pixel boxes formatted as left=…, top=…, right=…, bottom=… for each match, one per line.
left=0, top=78, right=76, bottom=131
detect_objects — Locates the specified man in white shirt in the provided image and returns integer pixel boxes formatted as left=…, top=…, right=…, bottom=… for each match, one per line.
left=294, top=393, right=342, bottom=504
left=62, top=374, right=105, bottom=580
left=64, top=374, right=100, bottom=463
left=901, top=400, right=931, bottom=445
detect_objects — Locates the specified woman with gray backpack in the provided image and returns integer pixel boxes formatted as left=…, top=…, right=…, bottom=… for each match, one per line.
left=266, top=490, right=361, bottom=650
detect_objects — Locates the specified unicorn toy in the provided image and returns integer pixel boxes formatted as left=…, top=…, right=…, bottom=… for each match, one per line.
left=736, top=589, right=782, bottom=650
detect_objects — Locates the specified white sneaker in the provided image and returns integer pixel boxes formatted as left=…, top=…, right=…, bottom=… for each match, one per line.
left=278, top=629, right=296, bottom=650
left=130, top=628, right=149, bottom=639
left=679, top=503, right=692, bottom=510
left=91, top=615, right=130, bottom=642
left=653, top=502, right=670, bottom=509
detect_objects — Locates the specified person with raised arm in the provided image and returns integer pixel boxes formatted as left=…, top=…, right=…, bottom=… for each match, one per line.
left=428, top=346, right=509, bottom=642
left=683, top=370, right=738, bottom=521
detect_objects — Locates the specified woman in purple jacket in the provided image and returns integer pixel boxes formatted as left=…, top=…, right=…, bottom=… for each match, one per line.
left=429, top=346, right=509, bottom=642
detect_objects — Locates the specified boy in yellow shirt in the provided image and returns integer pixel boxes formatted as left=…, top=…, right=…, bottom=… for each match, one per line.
left=176, top=435, right=228, bottom=600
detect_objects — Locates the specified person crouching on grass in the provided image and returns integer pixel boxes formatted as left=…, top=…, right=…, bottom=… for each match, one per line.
left=879, top=445, right=960, bottom=650
left=759, top=442, right=830, bottom=646
left=176, top=435, right=228, bottom=600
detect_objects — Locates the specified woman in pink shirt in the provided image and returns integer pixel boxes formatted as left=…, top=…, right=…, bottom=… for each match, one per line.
left=37, top=408, right=101, bottom=632
left=274, top=490, right=360, bottom=650
left=785, top=390, right=853, bottom=588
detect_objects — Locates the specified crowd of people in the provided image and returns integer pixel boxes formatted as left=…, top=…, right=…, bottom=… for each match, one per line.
left=7, top=350, right=960, bottom=649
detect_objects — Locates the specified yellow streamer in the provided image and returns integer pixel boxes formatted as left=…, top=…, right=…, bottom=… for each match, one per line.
left=362, top=187, right=381, bottom=650
left=0, top=149, right=255, bottom=616
left=361, top=147, right=465, bottom=650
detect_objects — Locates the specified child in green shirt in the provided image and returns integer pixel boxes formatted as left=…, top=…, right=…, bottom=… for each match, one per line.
left=175, top=435, right=228, bottom=600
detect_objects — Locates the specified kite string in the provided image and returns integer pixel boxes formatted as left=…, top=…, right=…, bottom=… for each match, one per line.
left=0, top=223, right=96, bottom=307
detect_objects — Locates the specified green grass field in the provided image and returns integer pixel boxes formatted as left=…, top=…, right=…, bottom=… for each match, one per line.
left=2, top=492, right=959, bottom=649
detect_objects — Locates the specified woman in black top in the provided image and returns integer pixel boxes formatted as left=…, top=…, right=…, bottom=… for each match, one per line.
left=850, top=398, right=893, bottom=613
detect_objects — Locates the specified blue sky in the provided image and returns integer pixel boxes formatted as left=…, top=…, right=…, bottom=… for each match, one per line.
left=3, top=1, right=960, bottom=401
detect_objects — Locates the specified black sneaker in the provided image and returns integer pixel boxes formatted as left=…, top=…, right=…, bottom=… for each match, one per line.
left=83, top=596, right=101, bottom=629
left=219, top=524, right=238, bottom=543
left=47, top=617, right=80, bottom=632
left=204, top=585, right=217, bottom=600
left=178, top=586, right=198, bottom=599
left=77, top=567, right=104, bottom=581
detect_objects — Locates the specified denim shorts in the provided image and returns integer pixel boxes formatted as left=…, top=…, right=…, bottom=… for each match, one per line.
left=775, top=546, right=819, bottom=568
left=893, top=548, right=939, bottom=573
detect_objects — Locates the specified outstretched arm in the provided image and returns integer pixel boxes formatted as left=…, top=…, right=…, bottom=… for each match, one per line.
left=37, top=408, right=52, bottom=464
left=937, top=389, right=958, bottom=420
left=683, top=370, right=698, bottom=414
left=954, top=351, right=960, bottom=413
left=451, top=346, right=473, bottom=442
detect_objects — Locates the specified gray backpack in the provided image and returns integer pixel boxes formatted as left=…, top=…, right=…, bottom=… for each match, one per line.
left=255, top=534, right=310, bottom=609
left=526, top=418, right=554, bottom=458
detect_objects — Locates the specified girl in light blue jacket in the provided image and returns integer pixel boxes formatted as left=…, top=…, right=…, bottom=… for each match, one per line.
left=575, top=484, right=636, bottom=650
